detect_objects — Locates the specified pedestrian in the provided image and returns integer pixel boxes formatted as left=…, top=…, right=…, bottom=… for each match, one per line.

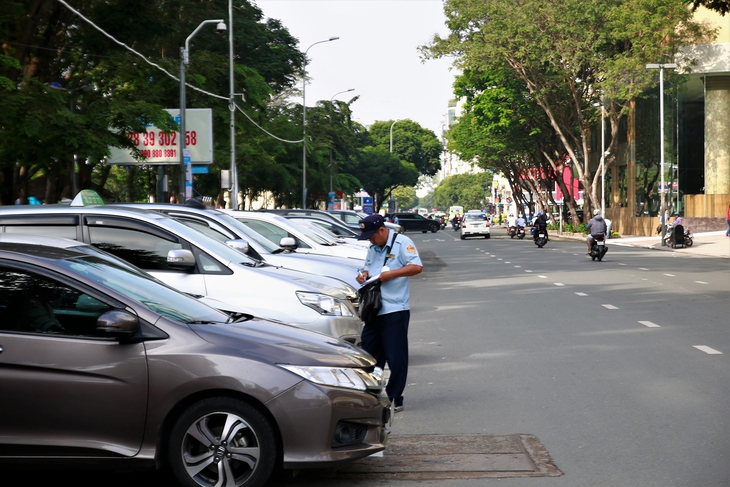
left=726, top=203, right=730, bottom=237
left=356, top=214, right=423, bottom=412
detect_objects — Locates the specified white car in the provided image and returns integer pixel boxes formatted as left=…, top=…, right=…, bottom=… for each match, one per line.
left=223, top=210, right=368, bottom=260
left=0, top=205, right=363, bottom=343
left=460, top=213, right=491, bottom=239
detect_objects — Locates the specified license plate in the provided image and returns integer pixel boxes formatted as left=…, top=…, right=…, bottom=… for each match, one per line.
left=538, top=234, right=544, bottom=238
left=597, top=241, right=605, bottom=246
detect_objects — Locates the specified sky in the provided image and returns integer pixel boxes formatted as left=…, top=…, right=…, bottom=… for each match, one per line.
left=254, top=0, right=458, bottom=139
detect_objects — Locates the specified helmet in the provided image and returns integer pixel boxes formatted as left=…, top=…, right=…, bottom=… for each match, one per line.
left=538, top=211, right=544, bottom=216
left=593, top=209, right=600, bottom=216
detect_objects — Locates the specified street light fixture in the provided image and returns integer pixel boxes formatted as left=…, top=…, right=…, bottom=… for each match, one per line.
left=646, top=62, right=677, bottom=245
left=328, top=89, right=354, bottom=196
left=179, top=19, right=226, bottom=204
left=390, top=120, right=400, bottom=153
left=302, top=36, right=339, bottom=209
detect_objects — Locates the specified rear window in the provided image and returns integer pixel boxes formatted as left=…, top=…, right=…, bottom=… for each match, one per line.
left=465, top=214, right=487, bottom=221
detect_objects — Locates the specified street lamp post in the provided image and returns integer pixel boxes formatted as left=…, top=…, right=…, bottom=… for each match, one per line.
left=390, top=120, right=400, bottom=153
left=179, top=19, right=226, bottom=204
left=646, top=63, right=677, bottom=245
left=228, top=0, right=238, bottom=209
left=593, top=101, right=608, bottom=216
left=328, top=89, right=354, bottom=195
left=302, top=37, right=339, bottom=209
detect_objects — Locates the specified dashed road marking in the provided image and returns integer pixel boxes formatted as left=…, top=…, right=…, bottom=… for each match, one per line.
left=505, top=261, right=511, bottom=264
left=538, top=275, right=547, bottom=279
left=639, top=268, right=649, bottom=271
left=602, top=304, right=619, bottom=309
left=663, top=274, right=675, bottom=277
left=693, top=346, right=722, bottom=355
left=514, top=265, right=521, bottom=268
left=618, top=263, right=627, bottom=266
left=554, top=283, right=565, bottom=286
left=695, top=281, right=708, bottom=284
left=575, top=292, right=588, bottom=296
left=498, top=258, right=503, bottom=261
left=639, top=321, right=661, bottom=328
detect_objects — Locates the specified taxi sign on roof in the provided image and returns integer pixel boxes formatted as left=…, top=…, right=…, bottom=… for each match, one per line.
left=70, top=189, right=105, bottom=207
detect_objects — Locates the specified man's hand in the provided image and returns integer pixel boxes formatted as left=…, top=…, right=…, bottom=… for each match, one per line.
left=356, top=269, right=369, bottom=285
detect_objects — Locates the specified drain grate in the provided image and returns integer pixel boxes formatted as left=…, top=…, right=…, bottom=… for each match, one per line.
left=332, top=434, right=562, bottom=480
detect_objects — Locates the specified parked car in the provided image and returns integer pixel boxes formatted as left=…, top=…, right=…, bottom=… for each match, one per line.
left=460, top=212, right=491, bottom=239
left=223, top=211, right=368, bottom=260
left=0, top=234, right=389, bottom=487
left=326, top=210, right=404, bottom=234
left=0, top=203, right=363, bottom=343
left=284, top=216, right=369, bottom=248
left=111, top=203, right=365, bottom=289
left=386, top=212, right=440, bottom=233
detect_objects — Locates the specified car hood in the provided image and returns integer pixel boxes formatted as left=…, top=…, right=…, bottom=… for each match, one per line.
left=191, top=318, right=375, bottom=368
left=254, top=264, right=357, bottom=298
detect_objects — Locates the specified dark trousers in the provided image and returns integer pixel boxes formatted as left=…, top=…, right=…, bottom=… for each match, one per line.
left=361, top=310, right=409, bottom=407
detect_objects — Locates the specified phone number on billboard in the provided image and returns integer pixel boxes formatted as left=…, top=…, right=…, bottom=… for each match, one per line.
left=127, top=131, right=198, bottom=147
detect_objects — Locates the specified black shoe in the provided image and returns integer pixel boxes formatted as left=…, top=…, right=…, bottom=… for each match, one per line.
left=393, top=404, right=404, bottom=413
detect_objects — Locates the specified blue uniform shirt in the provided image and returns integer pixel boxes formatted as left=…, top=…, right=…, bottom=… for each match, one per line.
left=363, top=230, right=422, bottom=316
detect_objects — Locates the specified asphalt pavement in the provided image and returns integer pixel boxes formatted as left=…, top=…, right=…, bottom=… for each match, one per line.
left=9, top=228, right=728, bottom=487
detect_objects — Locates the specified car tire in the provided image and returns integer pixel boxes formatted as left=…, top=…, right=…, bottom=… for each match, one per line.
left=460, top=235, right=465, bottom=240
left=485, top=234, right=490, bottom=239
left=168, top=397, right=277, bottom=487
left=430, top=224, right=438, bottom=233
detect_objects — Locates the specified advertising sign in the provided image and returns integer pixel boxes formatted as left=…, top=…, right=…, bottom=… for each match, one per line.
left=108, top=109, right=213, bottom=165
left=362, top=197, right=374, bottom=215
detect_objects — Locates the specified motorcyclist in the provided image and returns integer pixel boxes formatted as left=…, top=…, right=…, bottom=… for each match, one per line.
left=533, top=212, right=548, bottom=240
left=507, top=213, right=517, bottom=235
left=452, top=213, right=461, bottom=229
left=586, top=209, right=608, bottom=253
left=516, top=214, right=526, bottom=228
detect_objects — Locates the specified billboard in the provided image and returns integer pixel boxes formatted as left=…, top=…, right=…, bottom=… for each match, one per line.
left=108, top=109, right=213, bottom=165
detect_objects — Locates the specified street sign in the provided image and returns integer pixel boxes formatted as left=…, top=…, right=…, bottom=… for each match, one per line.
left=191, top=165, right=209, bottom=174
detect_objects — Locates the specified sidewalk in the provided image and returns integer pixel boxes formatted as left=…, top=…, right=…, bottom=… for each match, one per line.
left=552, top=231, right=730, bottom=259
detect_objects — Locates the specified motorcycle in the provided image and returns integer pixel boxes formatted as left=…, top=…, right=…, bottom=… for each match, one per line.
left=662, top=225, right=693, bottom=248
left=452, top=219, right=461, bottom=231
left=533, top=228, right=548, bottom=248
left=589, top=234, right=608, bottom=261
left=517, top=226, right=526, bottom=240
left=508, top=226, right=517, bottom=238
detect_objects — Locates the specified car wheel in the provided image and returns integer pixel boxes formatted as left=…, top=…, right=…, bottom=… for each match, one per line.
left=460, top=235, right=465, bottom=240
left=168, top=397, right=277, bottom=487
left=430, top=224, right=438, bottom=233
left=485, top=234, right=490, bottom=239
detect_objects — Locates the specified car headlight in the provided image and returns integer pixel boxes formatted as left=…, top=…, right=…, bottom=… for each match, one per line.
left=278, top=365, right=384, bottom=392
left=296, top=292, right=354, bottom=316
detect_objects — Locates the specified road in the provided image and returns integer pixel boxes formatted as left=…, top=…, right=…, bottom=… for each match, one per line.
left=9, top=229, right=729, bottom=486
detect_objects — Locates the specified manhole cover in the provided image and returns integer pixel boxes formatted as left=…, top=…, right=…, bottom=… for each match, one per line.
left=330, top=434, right=562, bottom=480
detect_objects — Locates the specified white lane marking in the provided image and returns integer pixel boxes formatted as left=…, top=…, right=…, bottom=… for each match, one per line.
left=602, top=304, right=619, bottom=309
left=575, top=292, right=587, bottom=296
left=618, top=263, right=627, bottom=266
left=639, top=268, right=649, bottom=270
left=498, top=258, right=503, bottom=261
left=663, top=274, right=675, bottom=277
left=554, top=283, right=565, bottom=286
left=639, top=321, right=661, bottom=328
left=505, top=261, right=511, bottom=264
left=538, top=275, right=547, bottom=279
left=695, top=281, right=708, bottom=284
left=693, top=346, right=722, bottom=355
left=514, top=265, right=521, bottom=268
left=525, top=270, right=533, bottom=273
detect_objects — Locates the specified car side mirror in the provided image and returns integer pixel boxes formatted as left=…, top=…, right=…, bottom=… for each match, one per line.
left=225, top=239, right=250, bottom=254
left=96, top=310, right=139, bottom=339
left=279, top=237, right=296, bottom=249
left=167, top=249, right=196, bottom=268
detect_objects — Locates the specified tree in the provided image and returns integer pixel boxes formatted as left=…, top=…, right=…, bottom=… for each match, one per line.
left=391, top=185, right=418, bottom=210
left=351, top=146, right=419, bottom=213
left=423, top=0, right=714, bottom=216
left=0, top=0, right=304, bottom=204
left=685, top=0, right=729, bottom=14
left=368, top=120, right=442, bottom=176
left=433, top=172, right=493, bottom=211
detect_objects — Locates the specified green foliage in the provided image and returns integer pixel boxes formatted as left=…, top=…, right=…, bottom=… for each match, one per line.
left=368, top=120, right=442, bottom=176
left=392, top=186, right=418, bottom=210
left=685, top=0, right=729, bottom=14
left=433, top=172, right=493, bottom=210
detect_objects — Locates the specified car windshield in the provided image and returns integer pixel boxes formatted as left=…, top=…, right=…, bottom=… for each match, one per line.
left=465, top=214, right=487, bottom=221
left=215, top=214, right=281, bottom=253
left=59, top=253, right=229, bottom=324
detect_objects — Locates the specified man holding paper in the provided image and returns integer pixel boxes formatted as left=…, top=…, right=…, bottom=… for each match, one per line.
left=356, top=214, right=423, bottom=413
